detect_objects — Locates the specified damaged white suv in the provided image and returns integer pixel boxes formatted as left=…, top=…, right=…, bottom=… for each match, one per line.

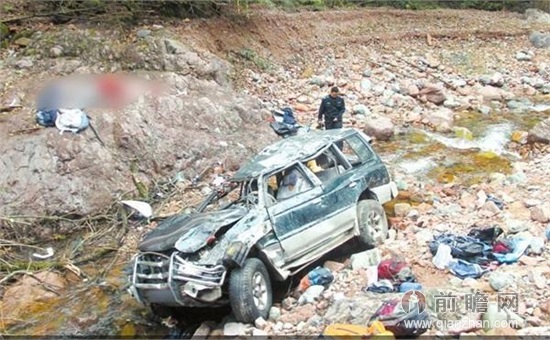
left=127, top=128, right=398, bottom=323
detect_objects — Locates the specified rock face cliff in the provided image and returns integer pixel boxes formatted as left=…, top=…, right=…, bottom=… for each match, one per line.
left=0, top=30, right=276, bottom=217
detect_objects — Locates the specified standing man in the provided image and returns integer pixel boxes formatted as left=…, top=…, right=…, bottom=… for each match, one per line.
left=318, top=86, right=346, bottom=130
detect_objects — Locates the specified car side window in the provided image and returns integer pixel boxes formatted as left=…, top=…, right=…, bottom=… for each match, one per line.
left=338, top=135, right=374, bottom=166
left=265, top=164, right=314, bottom=204
left=305, top=148, right=348, bottom=185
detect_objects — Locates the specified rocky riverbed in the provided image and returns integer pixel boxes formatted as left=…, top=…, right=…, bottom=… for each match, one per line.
left=0, top=6, right=550, bottom=338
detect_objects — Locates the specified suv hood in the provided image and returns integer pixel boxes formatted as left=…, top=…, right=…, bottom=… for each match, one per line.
left=138, top=206, right=249, bottom=252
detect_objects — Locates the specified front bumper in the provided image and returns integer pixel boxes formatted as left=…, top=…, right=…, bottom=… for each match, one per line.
left=128, top=252, right=227, bottom=307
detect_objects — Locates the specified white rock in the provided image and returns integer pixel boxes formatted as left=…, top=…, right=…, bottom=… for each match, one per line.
left=298, top=285, right=325, bottom=305
left=223, top=322, right=247, bottom=336
left=255, top=317, right=267, bottom=329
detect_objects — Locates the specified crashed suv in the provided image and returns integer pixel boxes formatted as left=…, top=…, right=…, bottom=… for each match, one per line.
left=127, top=128, right=398, bottom=323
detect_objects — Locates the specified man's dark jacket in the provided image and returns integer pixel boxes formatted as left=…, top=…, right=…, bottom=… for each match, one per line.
left=318, top=95, right=345, bottom=123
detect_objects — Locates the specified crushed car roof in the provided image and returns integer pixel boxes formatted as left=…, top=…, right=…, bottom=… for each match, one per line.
left=232, top=128, right=369, bottom=181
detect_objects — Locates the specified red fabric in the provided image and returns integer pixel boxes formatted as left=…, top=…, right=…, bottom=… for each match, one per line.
left=378, top=301, right=398, bottom=316
left=493, top=241, right=511, bottom=254
left=378, top=259, right=407, bottom=281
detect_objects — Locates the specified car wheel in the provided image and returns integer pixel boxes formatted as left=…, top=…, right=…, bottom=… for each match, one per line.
left=229, top=258, right=273, bottom=323
left=357, top=199, right=389, bottom=247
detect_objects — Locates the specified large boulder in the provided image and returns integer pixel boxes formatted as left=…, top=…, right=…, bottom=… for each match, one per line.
left=419, top=84, right=446, bottom=105
left=0, top=33, right=276, bottom=219
left=528, top=118, right=550, bottom=144
left=529, top=31, right=550, bottom=49
left=363, top=116, right=395, bottom=141
left=425, top=107, right=455, bottom=132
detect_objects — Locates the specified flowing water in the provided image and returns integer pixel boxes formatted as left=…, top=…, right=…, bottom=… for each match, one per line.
left=2, top=102, right=549, bottom=337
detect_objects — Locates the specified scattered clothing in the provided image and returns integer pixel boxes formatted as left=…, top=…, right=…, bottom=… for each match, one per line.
left=492, top=236, right=532, bottom=264
left=448, top=259, right=487, bottom=279
left=399, top=282, right=423, bottom=293
left=432, top=243, right=453, bottom=270
left=429, top=234, right=492, bottom=262
left=369, top=298, right=429, bottom=337
left=365, top=279, right=394, bottom=294
left=493, top=240, right=512, bottom=254
left=467, top=226, right=504, bottom=243
left=36, top=109, right=58, bottom=127
left=299, top=266, right=334, bottom=292
left=55, top=108, right=89, bottom=134
left=377, top=259, right=416, bottom=284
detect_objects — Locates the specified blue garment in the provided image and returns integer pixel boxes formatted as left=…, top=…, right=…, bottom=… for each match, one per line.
left=308, top=267, right=334, bottom=287
left=493, top=236, right=532, bottom=264
left=448, top=259, right=487, bottom=279
left=399, top=282, right=423, bottom=292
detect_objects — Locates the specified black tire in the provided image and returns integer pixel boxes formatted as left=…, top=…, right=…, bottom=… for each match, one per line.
left=357, top=199, right=389, bottom=247
left=229, top=258, right=273, bottom=323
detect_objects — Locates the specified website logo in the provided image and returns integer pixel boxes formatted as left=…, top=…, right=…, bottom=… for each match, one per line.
left=400, top=290, right=427, bottom=314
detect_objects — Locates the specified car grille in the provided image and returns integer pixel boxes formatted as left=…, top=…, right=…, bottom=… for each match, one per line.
left=130, top=252, right=227, bottom=300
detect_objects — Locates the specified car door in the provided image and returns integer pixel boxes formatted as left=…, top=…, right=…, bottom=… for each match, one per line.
left=313, top=145, right=362, bottom=235
left=265, top=162, right=331, bottom=262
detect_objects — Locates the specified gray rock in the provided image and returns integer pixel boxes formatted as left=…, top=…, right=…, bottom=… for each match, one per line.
left=255, top=317, right=267, bottom=329
left=252, top=328, right=268, bottom=336
left=49, top=46, right=63, bottom=58
left=137, top=29, right=151, bottom=38
left=528, top=118, right=550, bottom=144
left=415, top=229, right=434, bottom=244
left=360, top=78, right=372, bottom=91
left=381, top=96, right=395, bottom=108
left=443, top=97, right=461, bottom=109
left=394, top=202, right=412, bottom=217
left=223, top=322, right=246, bottom=336
left=164, top=38, right=189, bottom=54
left=478, top=105, right=492, bottom=115
left=529, top=31, right=550, bottom=49
left=518, top=327, right=550, bottom=336
left=490, top=72, right=504, bottom=87
left=193, top=321, right=215, bottom=337
left=269, top=306, right=281, bottom=321
left=521, top=76, right=545, bottom=89
left=14, top=37, right=32, bottom=47
left=516, top=51, right=533, bottom=61
left=350, top=248, right=381, bottom=270
left=479, top=75, right=491, bottom=86
left=450, top=79, right=467, bottom=88
left=531, top=202, right=550, bottom=223
left=363, top=69, right=372, bottom=77
left=14, top=58, right=33, bottom=69
left=310, top=76, right=325, bottom=86
left=525, top=8, right=550, bottom=24
left=488, top=272, right=514, bottom=291
left=352, top=104, right=370, bottom=116
left=507, top=99, right=532, bottom=113
left=324, top=297, right=384, bottom=325
left=482, top=302, right=525, bottom=331
left=364, top=117, right=395, bottom=141
left=298, top=285, right=325, bottom=305
left=505, top=219, right=529, bottom=233
left=426, top=107, right=454, bottom=132
left=372, top=84, right=386, bottom=96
